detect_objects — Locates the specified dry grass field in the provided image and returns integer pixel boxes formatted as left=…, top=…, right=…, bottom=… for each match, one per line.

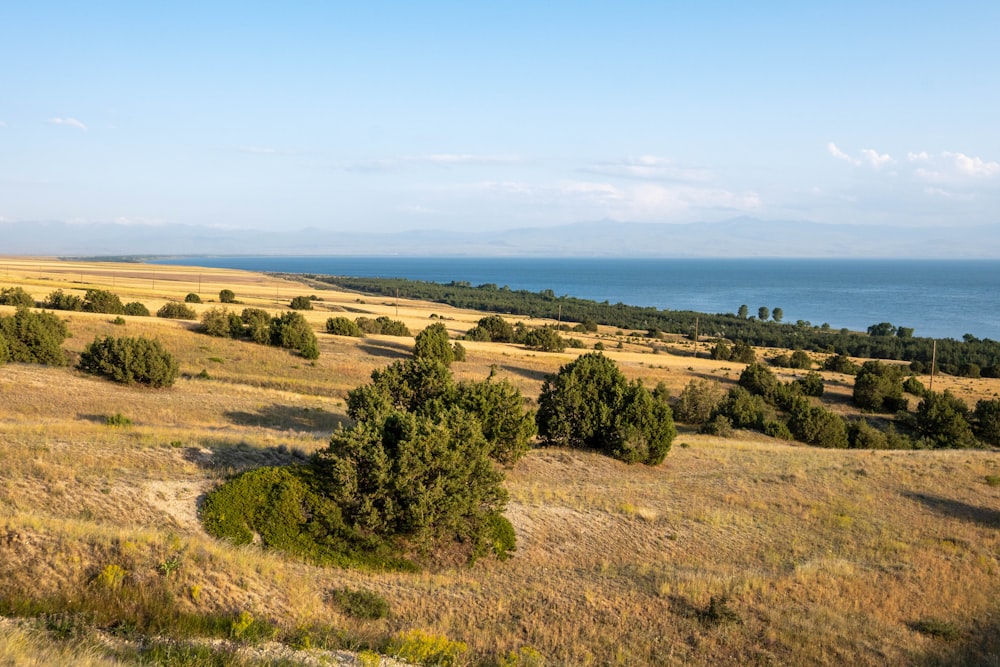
left=0, top=257, right=998, bottom=666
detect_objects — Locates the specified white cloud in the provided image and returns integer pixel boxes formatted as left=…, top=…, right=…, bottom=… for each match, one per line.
left=860, top=148, right=895, bottom=168
left=828, top=142, right=895, bottom=168
left=47, top=117, right=87, bottom=130
left=907, top=151, right=929, bottom=162
left=944, top=151, right=1000, bottom=177
left=583, top=155, right=712, bottom=182
left=827, top=142, right=860, bottom=165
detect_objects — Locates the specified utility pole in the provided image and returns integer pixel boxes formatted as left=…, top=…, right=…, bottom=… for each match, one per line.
left=396, top=287, right=399, bottom=318
left=694, top=317, right=699, bottom=358
left=929, top=339, right=937, bottom=392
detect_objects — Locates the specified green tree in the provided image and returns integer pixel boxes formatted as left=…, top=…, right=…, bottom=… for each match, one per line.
left=710, top=386, right=769, bottom=430
left=201, top=307, right=243, bottom=338
left=326, top=316, right=362, bottom=337
left=0, top=287, right=35, bottom=308
left=823, top=354, right=860, bottom=375
left=787, top=402, right=848, bottom=448
left=794, top=372, right=825, bottom=397
left=123, top=302, right=150, bottom=317
left=732, top=340, right=756, bottom=364
left=711, top=340, right=732, bottom=361
left=43, top=289, right=83, bottom=311
left=914, top=391, right=977, bottom=448
left=737, top=304, right=749, bottom=319
left=523, top=326, right=566, bottom=352
left=413, top=322, right=454, bottom=365
left=867, top=322, right=897, bottom=337
left=156, top=301, right=198, bottom=320
left=83, top=289, right=125, bottom=314
left=758, top=306, right=770, bottom=321
left=852, top=361, right=907, bottom=412
left=315, top=409, right=508, bottom=552
left=184, top=293, right=202, bottom=303
left=466, top=315, right=514, bottom=343
left=973, top=399, right=1000, bottom=447
left=673, top=379, right=723, bottom=425
left=78, top=335, right=179, bottom=387
left=772, top=307, right=783, bottom=323
left=289, top=296, right=313, bottom=310
left=536, top=352, right=675, bottom=465
left=455, top=377, right=536, bottom=464
left=241, top=308, right=272, bottom=344
left=219, top=289, right=237, bottom=303
left=270, top=311, right=319, bottom=358
left=0, top=308, right=68, bottom=365
left=739, top=362, right=780, bottom=400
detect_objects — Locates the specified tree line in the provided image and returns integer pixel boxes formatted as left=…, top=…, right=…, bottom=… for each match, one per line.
left=308, top=275, right=1000, bottom=375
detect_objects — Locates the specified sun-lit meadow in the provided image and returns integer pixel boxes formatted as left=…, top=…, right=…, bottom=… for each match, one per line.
left=1, top=258, right=998, bottom=666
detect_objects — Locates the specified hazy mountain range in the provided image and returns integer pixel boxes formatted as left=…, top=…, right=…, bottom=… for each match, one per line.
left=2, top=217, right=998, bottom=258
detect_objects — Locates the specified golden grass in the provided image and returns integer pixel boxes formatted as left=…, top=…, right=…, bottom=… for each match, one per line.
left=1, top=258, right=999, bottom=666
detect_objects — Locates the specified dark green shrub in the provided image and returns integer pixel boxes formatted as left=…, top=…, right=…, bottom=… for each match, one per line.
left=452, top=341, right=466, bottom=361
left=241, top=308, right=272, bottom=344
left=0, top=308, right=68, bottom=365
left=973, top=399, right=1000, bottom=447
left=414, top=322, right=454, bottom=365
left=536, top=352, right=675, bottom=465
left=711, top=340, right=732, bottom=361
left=701, top=414, right=734, bottom=437
left=43, top=289, right=83, bottom=311
left=466, top=315, right=514, bottom=343
left=787, top=402, right=849, bottom=448
left=739, top=363, right=780, bottom=400
left=123, top=301, right=150, bottom=317
left=523, top=327, right=566, bottom=352
left=732, top=340, right=756, bottom=364
left=763, top=420, right=794, bottom=440
left=673, top=379, right=723, bottom=425
left=0, top=335, right=8, bottom=364
left=794, top=372, right=825, bottom=397
left=78, top=335, right=179, bottom=387
left=356, top=316, right=410, bottom=336
left=853, top=361, right=906, bottom=412
left=711, top=386, right=769, bottom=430
left=201, top=307, right=242, bottom=338
left=325, top=316, right=362, bottom=337
left=184, top=293, right=202, bottom=303
left=914, top=391, right=977, bottom=448
left=83, top=289, right=125, bottom=314
left=219, top=289, right=237, bottom=303
left=456, top=377, right=536, bottom=465
left=481, top=513, right=517, bottom=561
left=823, top=354, right=860, bottom=375
left=903, top=375, right=927, bottom=396
left=0, top=286, right=35, bottom=308
left=270, top=311, right=319, bottom=358
left=847, top=419, right=913, bottom=450
left=289, top=296, right=313, bottom=310
left=316, top=410, right=507, bottom=549
left=329, top=587, right=390, bottom=620
left=111, top=316, right=126, bottom=326
left=156, top=302, right=197, bottom=320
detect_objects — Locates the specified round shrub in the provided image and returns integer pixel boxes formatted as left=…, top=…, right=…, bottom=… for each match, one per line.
left=184, top=292, right=202, bottom=303
left=414, top=322, right=454, bottom=365
left=83, top=289, right=125, bottom=314
left=270, top=311, right=319, bottom=358
left=156, top=301, right=197, bottom=320
left=219, top=289, right=236, bottom=303
left=289, top=296, right=313, bottom=310
left=123, top=302, right=150, bottom=317
left=0, top=307, right=69, bottom=366
left=536, top=352, right=675, bottom=465
left=0, top=287, right=35, bottom=308
left=43, top=289, right=83, bottom=311
left=325, top=316, right=362, bottom=337
left=78, top=335, right=180, bottom=387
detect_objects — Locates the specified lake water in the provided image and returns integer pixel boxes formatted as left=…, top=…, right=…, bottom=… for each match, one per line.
left=149, top=257, right=1000, bottom=340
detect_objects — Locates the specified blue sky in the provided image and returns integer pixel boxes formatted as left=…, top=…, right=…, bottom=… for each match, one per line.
left=2, top=2, right=998, bottom=235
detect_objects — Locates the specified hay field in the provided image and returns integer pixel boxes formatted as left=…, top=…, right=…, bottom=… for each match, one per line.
left=1, top=257, right=998, bottom=666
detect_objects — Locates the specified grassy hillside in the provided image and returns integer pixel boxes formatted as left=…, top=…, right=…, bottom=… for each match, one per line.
left=0, top=257, right=998, bottom=666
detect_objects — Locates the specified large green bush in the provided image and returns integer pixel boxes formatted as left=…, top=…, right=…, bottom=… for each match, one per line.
left=973, top=399, right=1000, bottom=447
left=673, top=379, right=723, bottom=425
left=413, top=322, right=454, bottom=365
left=270, top=311, right=319, bottom=359
left=219, top=289, right=237, bottom=303
left=156, top=301, right=198, bottom=320
left=78, top=335, right=179, bottom=387
left=43, top=289, right=83, bottom=311
left=914, top=390, right=977, bottom=448
left=0, top=287, right=36, bottom=308
left=325, top=316, right=362, bottom=337
left=0, top=308, right=69, bottom=365
left=123, top=301, right=150, bottom=317
left=289, top=296, right=313, bottom=310
left=853, top=361, right=907, bottom=412
left=536, top=352, right=675, bottom=465
left=83, top=289, right=125, bottom=314
left=356, top=316, right=410, bottom=336
left=464, top=315, right=514, bottom=343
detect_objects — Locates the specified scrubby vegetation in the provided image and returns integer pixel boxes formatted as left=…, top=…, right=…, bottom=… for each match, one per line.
left=536, top=352, right=675, bottom=464
left=77, top=335, right=180, bottom=387
left=356, top=315, right=410, bottom=336
left=325, top=316, right=362, bottom=337
left=202, top=355, right=534, bottom=569
left=0, top=286, right=36, bottom=308
left=199, top=307, right=319, bottom=358
left=0, top=307, right=69, bottom=365
left=156, top=301, right=198, bottom=320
